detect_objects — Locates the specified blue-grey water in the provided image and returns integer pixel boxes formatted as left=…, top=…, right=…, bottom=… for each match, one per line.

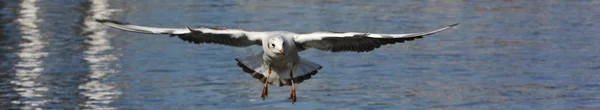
left=1, top=0, right=599, bottom=109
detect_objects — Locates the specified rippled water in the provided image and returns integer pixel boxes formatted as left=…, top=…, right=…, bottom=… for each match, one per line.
left=1, top=0, right=599, bottom=109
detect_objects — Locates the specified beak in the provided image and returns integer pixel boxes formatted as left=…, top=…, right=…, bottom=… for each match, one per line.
left=279, top=49, right=284, bottom=54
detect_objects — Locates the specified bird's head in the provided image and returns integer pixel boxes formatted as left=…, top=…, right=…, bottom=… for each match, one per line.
left=267, top=36, right=285, bottom=56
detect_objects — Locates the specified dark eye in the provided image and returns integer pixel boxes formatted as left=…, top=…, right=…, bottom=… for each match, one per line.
left=271, top=44, right=275, bottom=47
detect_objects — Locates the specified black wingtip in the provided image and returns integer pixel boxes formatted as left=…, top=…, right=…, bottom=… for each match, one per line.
left=449, top=23, right=460, bottom=27
left=186, top=27, right=200, bottom=32
left=94, top=19, right=129, bottom=25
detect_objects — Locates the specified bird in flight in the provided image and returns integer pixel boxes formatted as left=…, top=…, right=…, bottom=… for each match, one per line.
left=96, top=19, right=458, bottom=103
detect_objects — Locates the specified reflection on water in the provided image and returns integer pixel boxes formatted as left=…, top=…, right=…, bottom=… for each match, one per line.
left=11, top=0, right=49, bottom=109
left=0, top=0, right=598, bottom=109
left=79, top=0, right=120, bottom=109
left=2, top=0, right=123, bottom=109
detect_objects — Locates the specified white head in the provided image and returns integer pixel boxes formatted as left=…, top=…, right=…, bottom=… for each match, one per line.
left=266, top=36, right=285, bottom=56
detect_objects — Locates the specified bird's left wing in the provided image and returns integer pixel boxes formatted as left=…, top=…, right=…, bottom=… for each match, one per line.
left=294, top=23, right=458, bottom=52
left=96, top=19, right=265, bottom=47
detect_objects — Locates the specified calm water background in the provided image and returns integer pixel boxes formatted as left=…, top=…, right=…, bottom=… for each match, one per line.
left=1, top=0, right=599, bottom=109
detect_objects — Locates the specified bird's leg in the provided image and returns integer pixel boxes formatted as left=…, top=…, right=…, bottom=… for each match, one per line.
left=288, top=69, right=297, bottom=104
left=261, top=67, right=272, bottom=100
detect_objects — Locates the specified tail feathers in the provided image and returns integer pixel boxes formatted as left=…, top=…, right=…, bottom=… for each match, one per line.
left=235, top=54, right=266, bottom=82
left=236, top=55, right=289, bottom=86
left=285, top=58, right=322, bottom=85
left=236, top=55, right=322, bottom=86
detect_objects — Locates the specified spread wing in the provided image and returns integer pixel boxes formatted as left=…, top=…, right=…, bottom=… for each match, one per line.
left=294, top=23, right=459, bottom=52
left=96, top=19, right=265, bottom=47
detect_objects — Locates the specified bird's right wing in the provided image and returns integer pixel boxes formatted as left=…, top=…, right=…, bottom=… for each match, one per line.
left=96, top=19, right=265, bottom=47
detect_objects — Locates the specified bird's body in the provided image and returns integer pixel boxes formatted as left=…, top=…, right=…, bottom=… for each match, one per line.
left=237, top=34, right=321, bottom=86
left=96, top=19, right=458, bottom=103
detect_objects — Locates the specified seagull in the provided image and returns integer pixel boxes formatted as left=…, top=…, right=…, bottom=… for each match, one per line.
left=96, top=19, right=458, bottom=103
